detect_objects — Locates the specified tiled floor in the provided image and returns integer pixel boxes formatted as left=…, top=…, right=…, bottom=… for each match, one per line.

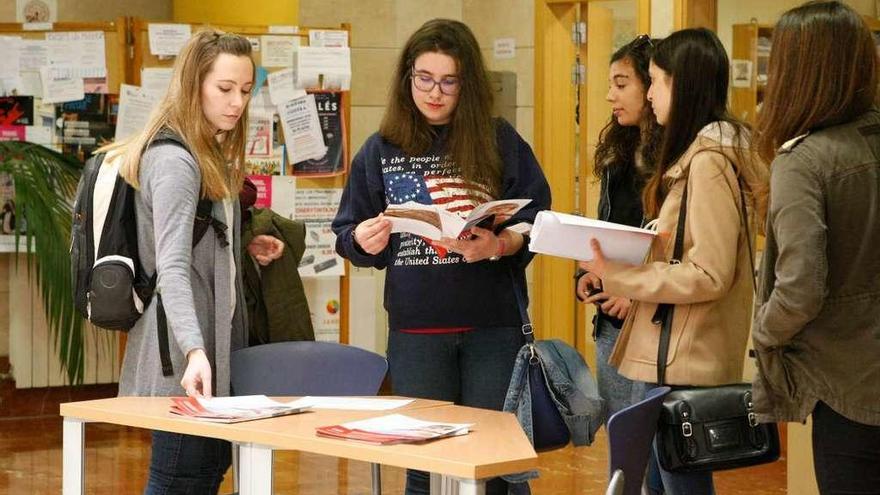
left=0, top=377, right=787, bottom=494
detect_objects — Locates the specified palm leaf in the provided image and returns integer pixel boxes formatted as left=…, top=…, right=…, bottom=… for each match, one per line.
left=0, top=141, right=86, bottom=384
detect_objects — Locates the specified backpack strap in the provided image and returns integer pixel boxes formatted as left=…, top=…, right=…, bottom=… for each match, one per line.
left=149, top=128, right=230, bottom=377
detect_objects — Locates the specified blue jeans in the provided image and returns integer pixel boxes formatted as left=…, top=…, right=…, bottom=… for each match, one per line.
left=595, top=318, right=647, bottom=420
left=388, top=327, right=524, bottom=495
left=144, top=431, right=231, bottom=495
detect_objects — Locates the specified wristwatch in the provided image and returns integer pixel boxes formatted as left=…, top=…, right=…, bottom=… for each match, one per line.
left=489, top=237, right=506, bottom=261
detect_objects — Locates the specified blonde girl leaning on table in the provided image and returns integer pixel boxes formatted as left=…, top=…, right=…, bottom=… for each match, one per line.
left=580, top=28, right=768, bottom=495
left=98, top=30, right=279, bottom=494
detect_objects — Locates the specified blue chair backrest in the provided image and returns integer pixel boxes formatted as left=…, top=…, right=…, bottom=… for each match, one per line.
left=607, top=386, right=671, bottom=495
left=230, top=341, right=388, bottom=396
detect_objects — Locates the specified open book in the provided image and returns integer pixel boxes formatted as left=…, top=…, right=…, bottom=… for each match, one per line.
left=529, top=211, right=657, bottom=264
left=316, top=414, right=472, bottom=445
left=169, top=395, right=307, bottom=423
left=384, top=199, right=531, bottom=240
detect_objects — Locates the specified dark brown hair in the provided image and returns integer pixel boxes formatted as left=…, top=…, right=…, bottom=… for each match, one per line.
left=755, top=1, right=878, bottom=163
left=594, top=35, right=663, bottom=180
left=379, top=19, right=501, bottom=196
left=642, top=28, right=752, bottom=218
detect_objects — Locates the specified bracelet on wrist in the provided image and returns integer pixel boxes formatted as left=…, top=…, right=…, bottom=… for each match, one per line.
left=489, top=237, right=506, bottom=261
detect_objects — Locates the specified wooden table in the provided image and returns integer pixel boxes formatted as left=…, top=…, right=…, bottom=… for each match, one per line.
left=60, top=397, right=537, bottom=495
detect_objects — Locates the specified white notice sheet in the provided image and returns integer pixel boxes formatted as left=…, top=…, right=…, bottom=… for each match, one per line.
left=295, top=46, right=351, bottom=90
left=115, top=84, right=158, bottom=140
left=278, top=93, right=327, bottom=164
left=260, top=35, right=299, bottom=67
left=148, top=23, right=191, bottom=57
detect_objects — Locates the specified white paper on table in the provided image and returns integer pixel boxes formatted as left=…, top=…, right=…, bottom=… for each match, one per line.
left=148, top=23, right=191, bottom=57
left=19, top=39, right=47, bottom=71
left=295, top=46, right=351, bottom=90
left=278, top=93, right=327, bottom=164
left=267, top=68, right=306, bottom=105
left=528, top=210, right=657, bottom=265
left=334, top=414, right=472, bottom=438
left=308, top=30, right=348, bottom=48
left=115, top=84, right=159, bottom=141
left=0, top=37, right=21, bottom=80
left=141, top=67, right=173, bottom=99
left=39, top=67, right=84, bottom=104
left=25, top=125, right=53, bottom=144
left=195, top=395, right=298, bottom=414
left=261, top=35, right=299, bottom=67
left=284, top=397, right=415, bottom=411
left=45, top=31, right=106, bottom=78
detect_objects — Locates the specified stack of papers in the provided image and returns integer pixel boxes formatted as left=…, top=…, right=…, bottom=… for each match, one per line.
left=528, top=210, right=657, bottom=264
left=316, top=414, right=472, bottom=445
left=169, top=395, right=306, bottom=423
left=285, top=396, right=414, bottom=410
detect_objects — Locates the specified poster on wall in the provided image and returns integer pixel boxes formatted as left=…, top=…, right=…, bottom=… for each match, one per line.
left=291, top=92, right=346, bottom=177
left=16, top=0, right=57, bottom=23
left=55, top=93, right=117, bottom=162
left=0, top=96, right=34, bottom=126
left=295, top=188, right=344, bottom=277
left=302, top=277, right=340, bottom=342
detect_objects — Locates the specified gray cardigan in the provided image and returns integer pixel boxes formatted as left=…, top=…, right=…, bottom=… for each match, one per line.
left=118, top=142, right=247, bottom=398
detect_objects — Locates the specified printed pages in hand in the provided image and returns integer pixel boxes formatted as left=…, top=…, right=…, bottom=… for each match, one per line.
left=529, top=210, right=657, bottom=264
left=316, top=414, right=473, bottom=445
left=384, top=199, right=531, bottom=240
left=169, top=395, right=307, bottom=423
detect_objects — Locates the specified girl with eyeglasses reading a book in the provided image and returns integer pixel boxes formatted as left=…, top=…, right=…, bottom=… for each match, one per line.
left=332, top=19, right=550, bottom=495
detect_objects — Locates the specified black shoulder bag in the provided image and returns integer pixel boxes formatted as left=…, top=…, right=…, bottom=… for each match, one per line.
left=653, top=162, right=780, bottom=473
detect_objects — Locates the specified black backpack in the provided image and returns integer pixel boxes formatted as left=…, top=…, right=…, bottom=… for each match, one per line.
left=70, top=130, right=227, bottom=376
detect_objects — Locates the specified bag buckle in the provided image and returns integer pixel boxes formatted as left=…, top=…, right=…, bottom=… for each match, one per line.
left=521, top=323, right=534, bottom=336
left=528, top=344, right=539, bottom=365
left=748, top=412, right=758, bottom=428
left=681, top=421, right=693, bottom=437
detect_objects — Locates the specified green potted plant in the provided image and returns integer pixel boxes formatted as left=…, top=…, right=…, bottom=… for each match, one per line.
left=0, top=141, right=86, bottom=384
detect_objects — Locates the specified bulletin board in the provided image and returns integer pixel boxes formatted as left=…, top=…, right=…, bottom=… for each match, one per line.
left=129, top=18, right=354, bottom=343
left=0, top=18, right=128, bottom=94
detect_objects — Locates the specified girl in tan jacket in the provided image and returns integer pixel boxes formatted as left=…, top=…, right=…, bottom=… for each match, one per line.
left=581, top=28, right=768, bottom=494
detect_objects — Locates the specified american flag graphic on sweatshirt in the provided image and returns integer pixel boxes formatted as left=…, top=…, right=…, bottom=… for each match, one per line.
left=384, top=172, right=494, bottom=218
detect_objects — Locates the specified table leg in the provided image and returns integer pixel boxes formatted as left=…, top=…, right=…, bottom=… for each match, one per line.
left=62, top=417, right=85, bottom=495
left=238, top=443, right=274, bottom=495
left=457, top=478, right=486, bottom=495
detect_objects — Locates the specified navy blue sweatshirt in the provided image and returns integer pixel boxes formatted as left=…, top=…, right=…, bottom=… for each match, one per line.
left=332, top=119, right=551, bottom=330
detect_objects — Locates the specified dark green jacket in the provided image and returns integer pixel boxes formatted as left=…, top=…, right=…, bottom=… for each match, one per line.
left=752, top=108, right=880, bottom=426
left=242, top=207, right=314, bottom=345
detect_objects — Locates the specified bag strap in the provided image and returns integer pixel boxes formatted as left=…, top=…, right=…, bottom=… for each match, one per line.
left=655, top=153, right=757, bottom=385
left=509, top=268, right=535, bottom=345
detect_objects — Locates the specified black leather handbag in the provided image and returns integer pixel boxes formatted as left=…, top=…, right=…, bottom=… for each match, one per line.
left=653, top=166, right=780, bottom=473
left=656, top=384, right=780, bottom=472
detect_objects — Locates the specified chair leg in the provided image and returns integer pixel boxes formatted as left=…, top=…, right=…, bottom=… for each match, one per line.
left=370, top=463, right=382, bottom=495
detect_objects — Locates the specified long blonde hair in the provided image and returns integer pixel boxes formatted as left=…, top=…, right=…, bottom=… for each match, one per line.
left=100, top=29, right=253, bottom=200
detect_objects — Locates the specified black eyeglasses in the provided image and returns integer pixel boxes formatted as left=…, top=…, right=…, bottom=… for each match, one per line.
left=410, top=69, right=461, bottom=96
